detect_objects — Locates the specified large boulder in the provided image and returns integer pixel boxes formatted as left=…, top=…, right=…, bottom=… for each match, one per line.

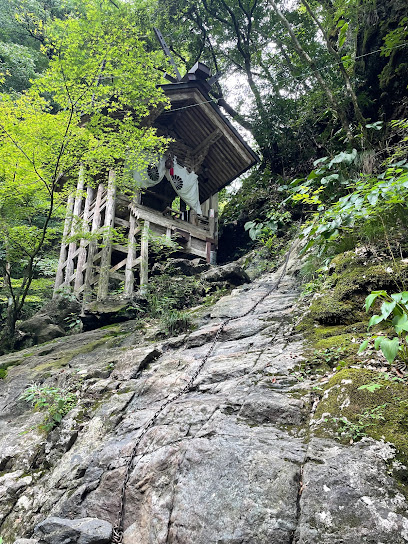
left=34, top=517, right=112, bottom=544
left=81, top=298, right=144, bottom=331
left=16, top=297, right=81, bottom=348
left=201, top=262, right=250, bottom=286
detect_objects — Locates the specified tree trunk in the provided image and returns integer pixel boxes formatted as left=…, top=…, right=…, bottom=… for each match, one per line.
left=269, top=0, right=355, bottom=143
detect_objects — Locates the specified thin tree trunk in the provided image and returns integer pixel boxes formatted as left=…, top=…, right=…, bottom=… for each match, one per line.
left=300, top=0, right=367, bottom=135
left=269, top=0, right=354, bottom=143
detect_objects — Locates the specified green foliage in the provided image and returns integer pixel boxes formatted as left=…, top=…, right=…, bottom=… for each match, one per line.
left=0, top=0, right=169, bottom=346
left=297, top=121, right=408, bottom=259
left=146, top=273, right=204, bottom=317
left=158, top=309, right=193, bottom=337
left=20, top=383, right=77, bottom=432
left=244, top=209, right=291, bottom=243
left=360, top=290, right=408, bottom=364
left=381, top=17, right=408, bottom=57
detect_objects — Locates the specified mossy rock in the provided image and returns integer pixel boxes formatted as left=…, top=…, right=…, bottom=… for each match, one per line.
left=309, top=295, right=356, bottom=325
left=314, top=367, right=408, bottom=467
left=302, top=253, right=408, bottom=328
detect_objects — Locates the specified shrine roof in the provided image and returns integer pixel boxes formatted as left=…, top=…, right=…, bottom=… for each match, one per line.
left=156, top=79, right=258, bottom=202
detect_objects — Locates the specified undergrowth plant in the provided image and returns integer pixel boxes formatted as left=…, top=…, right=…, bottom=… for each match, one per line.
left=159, top=309, right=193, bottom=337
left=296, top=120, right=408, bottom=259
left=20, top=384, right=77, bottom=432
left=359, top=290, right=408, bottom=364
left=334, top=403, right=387, bottom=442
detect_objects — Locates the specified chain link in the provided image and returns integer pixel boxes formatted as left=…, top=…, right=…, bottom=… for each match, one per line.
left=111, top=247, right=294, bottom=543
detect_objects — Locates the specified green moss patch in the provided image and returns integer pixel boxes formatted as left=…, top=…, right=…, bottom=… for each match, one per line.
left=305, top=254, right=408, bottom=326
left=314, top=367, right=408, bottom=464
left=32, top=335, right=118, bottom=374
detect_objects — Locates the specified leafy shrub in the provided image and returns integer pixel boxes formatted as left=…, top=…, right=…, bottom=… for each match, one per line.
left=20, top=384, right=77, bottom=432
left=159, top=309, right=193, bottom=337
left=146, top=273, right=204, bottom=316
left=360, top=290, right=408, bottom=363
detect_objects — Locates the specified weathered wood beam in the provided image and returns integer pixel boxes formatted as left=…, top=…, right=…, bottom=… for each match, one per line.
left=53, top=194, right=74, bottom=296
left=140, top=220, right=149, bottom=296
left=82, top=183, right=104, bottom=307
left=114, top=217, right=130, bottom=228
left=124, top=212, right=138, bottom=298
left=191, top=128, right=222, bottom=170
left=74, top=185, right=94, bottom=293
left=65, top=167, right=85, bottom=286
left=97, top=170, right=116, bottom=301
left=209, top=192, right=218, bottom=242
left=129, top=202, right=210, bottom=240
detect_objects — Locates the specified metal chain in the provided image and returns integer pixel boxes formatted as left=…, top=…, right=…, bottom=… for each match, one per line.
left=111, top=247, right=294, bottom=543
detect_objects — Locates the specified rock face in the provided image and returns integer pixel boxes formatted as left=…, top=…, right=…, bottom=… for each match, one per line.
left=34, top=517, right=112, bottom=544
left=1, top=252, right=408, bottom=544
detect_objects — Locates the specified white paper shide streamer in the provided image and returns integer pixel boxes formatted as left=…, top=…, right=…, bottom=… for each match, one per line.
left=133, top=156, right=202, bottom=214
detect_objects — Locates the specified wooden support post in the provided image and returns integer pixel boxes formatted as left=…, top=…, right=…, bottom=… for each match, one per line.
left=65, top=167, right=85, bottom=286
left=97, top=170, right=116, bottom=301
left=82, top=183, right=104, bottom=308
left=54, top=194, right=74, bottom=296
left=209, top=192, right=219, bottom=243
left=140, top=220, right=149, bottom=296
left=124, top=211, right=138, bottom=298
left=74, top=185, right=93, bottom=293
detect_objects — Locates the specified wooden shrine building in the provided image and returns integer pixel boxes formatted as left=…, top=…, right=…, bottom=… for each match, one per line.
left=53, top=62, right=258, bottom=303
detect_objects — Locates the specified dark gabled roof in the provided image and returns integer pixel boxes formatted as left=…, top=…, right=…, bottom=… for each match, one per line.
left=156, top=78, right=258, bottom=203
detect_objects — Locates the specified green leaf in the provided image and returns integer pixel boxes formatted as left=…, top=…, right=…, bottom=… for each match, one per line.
left=365, top=291, right=387, bottom=312
left=379, top=337, right=400, bottom=363
left=368, top=314, right=384, bottom=328
left=381, top=300, right=397, bottom=319
left=367, top=193, right=378, bottom=206
left=358, top=339, right=369, bottom=353
left=393, top=313, right=408, bottom=334
left=391, top=293, right=403, bottom=303
left=374, top=336, right=384, bottom=350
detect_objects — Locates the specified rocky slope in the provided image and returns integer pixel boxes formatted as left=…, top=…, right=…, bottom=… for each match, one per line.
left=1, top=252, right=408, bottom=544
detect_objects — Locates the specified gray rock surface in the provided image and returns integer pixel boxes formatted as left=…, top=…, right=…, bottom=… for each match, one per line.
left=34, top=517, right=112, bottom=543
left=1, top=253, right=408, bottom=544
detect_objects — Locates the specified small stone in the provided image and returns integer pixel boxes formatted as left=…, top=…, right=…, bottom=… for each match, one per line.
left=13, top=540, right=40, bottom=544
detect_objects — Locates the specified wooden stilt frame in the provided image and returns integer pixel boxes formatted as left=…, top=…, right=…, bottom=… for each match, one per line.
left=124, top=211, right=138, bottom=298
left=55, top=180, right=217, bottom=304
left=140, top=220, right=149, bottom=296
left=97, top=170, right=116, bottom=301
left=65, top=168, right=85, bottom=285
left=74, top=185, right=93, bottom=293
left=53, top=194, right=74, bottom=296
left=82, top=183, right=104, bottom=309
